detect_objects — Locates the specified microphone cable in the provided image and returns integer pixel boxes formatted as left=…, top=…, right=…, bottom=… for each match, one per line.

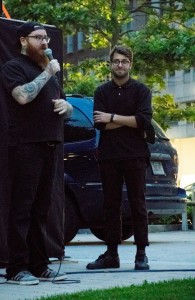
left=51, top=258, right=81, bottom=285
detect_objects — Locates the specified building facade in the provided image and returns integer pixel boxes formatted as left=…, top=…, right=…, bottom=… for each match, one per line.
left=165, top=69, right=195, bottom=187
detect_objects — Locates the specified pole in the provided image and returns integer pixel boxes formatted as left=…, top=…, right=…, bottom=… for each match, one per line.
left=2, top=4, right=11, bottom=18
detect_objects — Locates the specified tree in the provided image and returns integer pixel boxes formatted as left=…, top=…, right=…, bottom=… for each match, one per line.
left=152, top=94, right=195, bottom=130
left=4, top=1, right=195, bottom=48
left=64, top=59, right=109, bottom=95
left=5, top=0, right=195, bottom=68
left=4, top=0, right=195, bottom=128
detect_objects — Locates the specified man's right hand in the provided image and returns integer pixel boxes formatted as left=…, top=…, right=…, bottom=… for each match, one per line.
left=45, top=59, right=61, bottom=76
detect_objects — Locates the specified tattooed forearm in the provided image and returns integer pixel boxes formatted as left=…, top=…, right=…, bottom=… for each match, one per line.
left=12, top=70, right=51, bottom=105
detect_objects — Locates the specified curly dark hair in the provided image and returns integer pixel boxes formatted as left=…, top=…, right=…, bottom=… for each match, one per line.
left=110, top=45, right=133, bottom=63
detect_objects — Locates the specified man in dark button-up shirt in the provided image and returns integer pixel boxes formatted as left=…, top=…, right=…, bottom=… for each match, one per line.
left=86, top=45, right=152, bottom=271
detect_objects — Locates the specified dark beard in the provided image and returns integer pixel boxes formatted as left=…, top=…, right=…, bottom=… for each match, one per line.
left=112, top=70, right=129, bottom=79
left=26, top=44, right=49, bottom=67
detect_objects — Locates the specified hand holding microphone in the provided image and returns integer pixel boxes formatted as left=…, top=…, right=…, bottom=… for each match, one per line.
left=45, top=60, right=60, bottom=76
left=44, top=48, right=72, bottom=117
left=44, top=48, right=61, bottom=76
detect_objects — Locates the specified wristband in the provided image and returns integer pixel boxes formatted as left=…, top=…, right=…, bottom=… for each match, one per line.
left=110, top=113, right=115, bottom=122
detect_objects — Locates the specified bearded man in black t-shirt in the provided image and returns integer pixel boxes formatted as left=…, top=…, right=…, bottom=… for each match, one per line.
left=1, top=21, right=72, bottom=285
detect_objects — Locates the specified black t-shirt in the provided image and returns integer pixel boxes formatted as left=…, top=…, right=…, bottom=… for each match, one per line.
left=1, top=54, right=64, bottom=145
left=94, top=78, right=152, bottom=161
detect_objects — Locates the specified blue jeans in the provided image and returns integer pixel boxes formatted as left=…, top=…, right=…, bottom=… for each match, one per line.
left=99, top=159, right=149, bottom=246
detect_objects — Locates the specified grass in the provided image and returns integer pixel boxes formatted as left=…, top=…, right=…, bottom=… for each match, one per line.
left=37, top=278, right=195, bottom=300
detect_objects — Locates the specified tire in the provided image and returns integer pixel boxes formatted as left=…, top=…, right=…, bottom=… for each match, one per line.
left=90, top=227, right=105, bottom=241
left=90, top=223, right=133, bottom=241
left=64, top=193, right=79, bottom=244
left=122, top=223, right=134, bottom=240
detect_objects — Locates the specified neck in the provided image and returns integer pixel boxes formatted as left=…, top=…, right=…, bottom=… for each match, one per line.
left=21, top=48, right=27, bottom=55
left=112, top=75, right=129, bottom=86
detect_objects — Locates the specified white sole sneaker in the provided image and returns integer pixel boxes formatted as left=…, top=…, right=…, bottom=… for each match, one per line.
left=7, top=278, right=39, bottom=285
left=6, top=271, right=39, bottom=285
left=39, top=273, right=67, bottom=282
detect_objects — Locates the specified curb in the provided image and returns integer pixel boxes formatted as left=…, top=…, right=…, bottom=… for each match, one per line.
left=78, top=224, right=183, bottom=235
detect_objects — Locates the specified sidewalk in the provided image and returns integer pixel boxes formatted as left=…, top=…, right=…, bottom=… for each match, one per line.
left=0, top=230, right=195, bottom=300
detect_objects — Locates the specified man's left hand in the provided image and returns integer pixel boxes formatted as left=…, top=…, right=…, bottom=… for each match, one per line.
left=53, top=99, right=72, bottom=115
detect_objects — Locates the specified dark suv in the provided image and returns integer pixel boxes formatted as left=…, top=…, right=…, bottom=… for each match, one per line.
left=63, top=96, right=186, bottom=243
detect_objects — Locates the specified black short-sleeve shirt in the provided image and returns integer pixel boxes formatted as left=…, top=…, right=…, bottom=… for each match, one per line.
left=1, top=54, right=64, bottom=145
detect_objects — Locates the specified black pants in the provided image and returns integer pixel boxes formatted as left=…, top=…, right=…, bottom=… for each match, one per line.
left=6, top=143, right=58, bottom=278
left=99, top=159, right=149, bottom=246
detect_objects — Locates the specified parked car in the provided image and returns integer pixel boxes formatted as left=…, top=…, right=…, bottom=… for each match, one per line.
left=63, top=96, right=187, bottom=243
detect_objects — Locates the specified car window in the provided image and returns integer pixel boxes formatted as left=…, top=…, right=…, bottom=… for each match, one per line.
left=64, top=106, right=96, bottom=142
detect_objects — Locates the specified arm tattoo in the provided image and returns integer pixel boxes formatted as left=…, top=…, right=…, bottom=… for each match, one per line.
left=12, top=70, right=51, bottom=104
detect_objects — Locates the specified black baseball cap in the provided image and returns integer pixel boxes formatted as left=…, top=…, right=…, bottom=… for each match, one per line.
left=18, top=21, right=45, bottom=38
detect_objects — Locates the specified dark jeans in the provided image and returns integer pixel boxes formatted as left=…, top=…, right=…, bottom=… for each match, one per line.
left=99, top=159, right=149, bottom=247
left=6, top=143, right=58, bottom=278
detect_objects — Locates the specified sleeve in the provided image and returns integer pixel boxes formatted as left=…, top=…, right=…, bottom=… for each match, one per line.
left=134, top=83, right=152, bottom=130
left=1, top=61, right=27, bottom=95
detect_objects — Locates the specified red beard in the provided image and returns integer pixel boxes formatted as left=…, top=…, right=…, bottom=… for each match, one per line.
left=26, top=43, right=49, bottom=67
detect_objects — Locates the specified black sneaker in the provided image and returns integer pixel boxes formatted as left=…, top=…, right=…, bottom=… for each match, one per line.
left=38, top=268, right=67, bottom=282
left=86, top=252, right=120, bottom=270
left=7, top=271, right=39, bottom=285
left=135, top=254, right=149, bottom=270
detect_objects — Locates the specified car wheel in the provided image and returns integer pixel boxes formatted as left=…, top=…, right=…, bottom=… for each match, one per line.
left=64, top=193, right=79, bottom=244
left=90, top=223, right=133, bottom=241
left=122, top=223, right=134, bottom=240
left=90, top=227, right=105, bottom=241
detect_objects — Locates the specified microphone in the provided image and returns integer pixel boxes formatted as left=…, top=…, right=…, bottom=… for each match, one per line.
left=44, top=48, right=53, bottom=61
left=44, top=48, right=59, bottom=77
left=44, top=48, right=65, bottom=98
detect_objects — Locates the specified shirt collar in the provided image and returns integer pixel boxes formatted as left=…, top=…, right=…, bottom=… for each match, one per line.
left=111, top=78, right=132, bottom=89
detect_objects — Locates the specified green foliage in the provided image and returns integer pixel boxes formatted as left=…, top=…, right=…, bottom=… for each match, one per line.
left=152, top=94, right=195, bottom=129
left=5, top=0, right=195, bottom=50
left=4, top=0, right=132, bottom=44
left=4, top=0, right=195, bottom=69
left=65, top=73, right=99, bottom=97
left=152, top=94, right=180, bottom=130
left=129, top=18, right=195, bottom=75
left=64, top=59, right=109, bottom=96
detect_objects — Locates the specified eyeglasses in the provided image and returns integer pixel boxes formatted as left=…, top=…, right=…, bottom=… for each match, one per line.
left=26, top=35, right=51, bottom=43
left=111, top=59, right=130, bottom=66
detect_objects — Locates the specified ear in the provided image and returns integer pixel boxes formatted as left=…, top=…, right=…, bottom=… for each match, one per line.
left=20, top=36, right=27, bottom=47
left=129, top=61, right=133, bottom=70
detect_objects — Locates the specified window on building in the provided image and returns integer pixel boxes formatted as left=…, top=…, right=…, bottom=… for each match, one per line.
left=183, top=69, right=190, bottom=83
left=186, top=102, right=194, bottom=107
left=168, top=71, right=175, bottom=86
left=67, top=35, right=74, bottom=54
left=77, top=32, right=84, bottom=51
left=168, top=120, right=179, bottom=127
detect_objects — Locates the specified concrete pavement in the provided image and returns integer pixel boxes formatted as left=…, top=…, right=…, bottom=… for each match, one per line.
left=0, top=230, right=195, bottom=300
